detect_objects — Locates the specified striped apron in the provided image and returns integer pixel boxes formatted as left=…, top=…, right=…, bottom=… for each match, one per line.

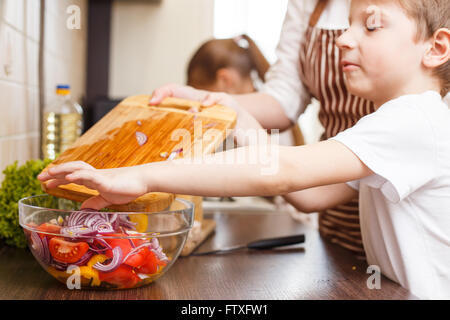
left=299, top=5, right=376, bottom=258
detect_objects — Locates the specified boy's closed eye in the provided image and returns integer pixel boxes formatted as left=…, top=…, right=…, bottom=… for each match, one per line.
left=347, top=4, right=385, bottom=32
left=366, top=25, right=381, bottom=32
left=365, top=5, right=383, bottom=32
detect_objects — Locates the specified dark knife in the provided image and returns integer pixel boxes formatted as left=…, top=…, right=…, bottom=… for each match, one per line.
left=192, top=234, right=305, bottom=256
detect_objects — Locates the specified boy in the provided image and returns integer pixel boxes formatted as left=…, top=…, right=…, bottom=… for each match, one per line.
left=39, top=0, right=450, bottom=299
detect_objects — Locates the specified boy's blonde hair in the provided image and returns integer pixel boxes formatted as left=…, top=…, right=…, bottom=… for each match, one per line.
left=397, top=0, right=450, bottom=96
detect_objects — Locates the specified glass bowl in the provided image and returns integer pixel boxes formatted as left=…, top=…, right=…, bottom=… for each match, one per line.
left=19, top=194, right=193, bottom=290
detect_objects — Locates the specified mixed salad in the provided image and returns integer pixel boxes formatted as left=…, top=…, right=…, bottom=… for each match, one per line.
left=26, top=210, right=169, bottom=289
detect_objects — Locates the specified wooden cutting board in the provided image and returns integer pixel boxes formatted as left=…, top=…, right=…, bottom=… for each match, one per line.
left=41, top=95, right=237, bottom=212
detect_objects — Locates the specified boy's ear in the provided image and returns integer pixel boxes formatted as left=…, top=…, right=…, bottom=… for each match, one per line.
left=423, top=28, right=450, bottom=69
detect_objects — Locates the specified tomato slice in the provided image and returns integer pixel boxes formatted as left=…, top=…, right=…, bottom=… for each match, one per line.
left=138, top=250, right=158, bottom=274
left=37, top=223, right=61, bottom=240
left=49, top=237, right=89, bottom=263
left=103, top=234, right=147, bottom=268
left=98, top=265, right=141, bottom=289
left=124, top=250, right=147, bottom=268
left=138, top=249, right=167, bottom=274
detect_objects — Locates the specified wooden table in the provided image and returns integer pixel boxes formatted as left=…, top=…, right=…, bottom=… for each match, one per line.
left=0, top=211, right=416, bottom=300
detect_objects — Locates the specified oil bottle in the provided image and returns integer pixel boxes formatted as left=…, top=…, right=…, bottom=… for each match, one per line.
left=42, top=85, right=83, bottom=160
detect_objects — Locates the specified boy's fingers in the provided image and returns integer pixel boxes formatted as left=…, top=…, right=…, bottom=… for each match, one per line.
left=51, top=161, right=94, bottom=173
left=39, top=161, right=94, bottom=180
left=65, top=170, right=103, bottom=190
left=37, top=170, right=52, bottom=181
left=45, top=178, right=72, bottom=189
left=81, top=195, right=111, bottom=211
left=39, top=170, right=77, bottom=181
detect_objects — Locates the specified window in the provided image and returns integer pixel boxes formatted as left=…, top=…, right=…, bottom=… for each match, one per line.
left=213, top=0, right=288, bottom=64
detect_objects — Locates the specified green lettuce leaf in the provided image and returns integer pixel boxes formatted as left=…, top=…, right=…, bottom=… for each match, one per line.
left=0, top=159, right=52, bottom=248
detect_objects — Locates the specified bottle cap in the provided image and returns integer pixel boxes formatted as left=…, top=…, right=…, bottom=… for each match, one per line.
left=56, top=84, right=71, bottom=96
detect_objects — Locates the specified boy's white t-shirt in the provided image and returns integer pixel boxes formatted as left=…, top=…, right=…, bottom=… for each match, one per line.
left=331, top=91, right=450, bottom=299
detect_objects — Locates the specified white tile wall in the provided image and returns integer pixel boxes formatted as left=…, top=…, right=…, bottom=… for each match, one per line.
left=3, top=0, right=25, bottom=32
left=0, top=0, right=87, bottom=181
left=0, top=79, right=35, bottom=137
left=0, top=23, right=26, bottom=84
left=0, top=133, right=40, bottom=169
left=25, top=0, right=40, bottom=42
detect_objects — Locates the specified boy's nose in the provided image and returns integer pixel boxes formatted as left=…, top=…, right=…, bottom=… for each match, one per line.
left=336, top=30, right=356, bottom=51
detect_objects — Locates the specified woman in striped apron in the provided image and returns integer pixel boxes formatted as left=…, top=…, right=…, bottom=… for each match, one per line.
left=150, top=0, right=375, bottom=258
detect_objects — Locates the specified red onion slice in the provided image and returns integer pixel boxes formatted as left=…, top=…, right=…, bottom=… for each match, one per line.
left=92, top=221, right=114, bottom=234
left=167, top=148, right=183, bottom=161
left=135, top=131, right=148, bottom=146
left=67, top=211, right=86, bottom=227
left=88, top=244, right=108, bottom=253
left=151, top=247, right=168, bottom=262
left=50, top=261, right=69, bottom=271
left=150, top=238, right=168, bottom=262
left=122, top=239, right=168, bottom=263
left=67, top=209, right=97, bottom=227
left=128, top=238, right=136, bottom=249
left=61, top=225, right=98, bottom=237
left=93, top=238, right=112, bottom=250
left=137, top=273, right=150, bottom=280
left=118, top=216, right=136, bottom=230
left=109, top=214, right=118, bottom=229
left=30, top=232, right=51, bottom=265
left=123, top=242, right=154, bottom=263
left=151, top=237, right=159, bottom=248
left=84, top=213, right=108, bottom=228
left=73, top=250, right=95, bottom=266
left=93, top=246, right=123, bottom=272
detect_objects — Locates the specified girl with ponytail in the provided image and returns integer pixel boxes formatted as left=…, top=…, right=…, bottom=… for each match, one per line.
left=187, top=34, right=270, bottom=94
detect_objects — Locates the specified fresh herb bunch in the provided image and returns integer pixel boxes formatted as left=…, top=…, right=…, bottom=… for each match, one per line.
left=0, top=159, right=52, bottom=248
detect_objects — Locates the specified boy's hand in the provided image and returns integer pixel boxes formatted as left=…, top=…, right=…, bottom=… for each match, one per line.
left=37, top=161, right=148, bottom=210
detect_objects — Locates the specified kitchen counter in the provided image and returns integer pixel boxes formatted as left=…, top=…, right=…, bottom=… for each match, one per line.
left=0, top=211, right=416, bottom=300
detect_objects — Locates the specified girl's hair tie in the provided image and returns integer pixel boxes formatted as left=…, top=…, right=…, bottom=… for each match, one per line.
left=233, top=35, right=249, bottom=49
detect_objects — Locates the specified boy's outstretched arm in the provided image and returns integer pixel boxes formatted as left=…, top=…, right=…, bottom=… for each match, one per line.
left=283, top=183, right=358, bottom=213
left=38, top=140, right=372, bottom=210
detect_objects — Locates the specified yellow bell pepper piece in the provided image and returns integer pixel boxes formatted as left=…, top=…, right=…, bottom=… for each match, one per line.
left=47, top=255, right=110, bottom=287
left=87, top=254, right=109, bottom=268
left=47, top=267, right=69, bottom=280
left=47, top=266, right=96, bottom=286
left=128, top=214, right=148, bottom=233
left=79, top=266, right=100, bottom=286
left=84, top=254, right=110, bottom=286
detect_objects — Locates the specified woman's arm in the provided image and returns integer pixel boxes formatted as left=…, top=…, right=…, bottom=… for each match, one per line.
left=249, top=0, right=312, bottom=129
left=148, top=84, right=293, bottom=131
left=38, top=140, right=372, bottom=210
left=233, top=92, right=293, bottom=131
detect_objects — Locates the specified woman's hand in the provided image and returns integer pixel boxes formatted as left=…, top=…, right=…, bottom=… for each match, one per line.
left=37, top=161, right=149, bottom=210
left=149, top=83, right=243, bottom=114
left=149, top=83, right=210, bottom=105
left=149, top=83, right=264, bottom=144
